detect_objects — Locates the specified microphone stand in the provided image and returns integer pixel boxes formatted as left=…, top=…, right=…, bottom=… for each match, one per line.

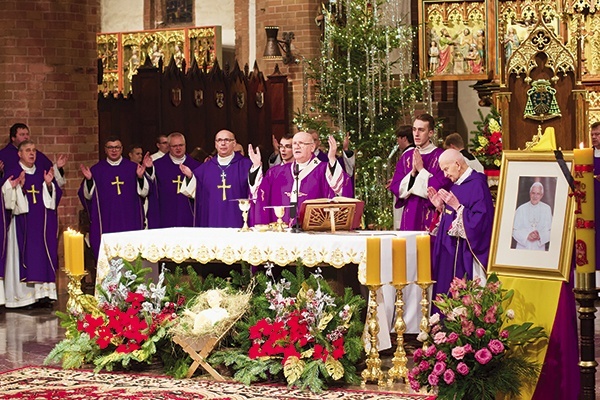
left=291, top=162, right=301, bottom=233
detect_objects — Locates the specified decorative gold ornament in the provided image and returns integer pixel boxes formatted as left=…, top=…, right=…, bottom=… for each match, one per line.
left=361, top=284, right=385, bottom=387
left=523, top=79, right=561, bottom=122
left=387, top=282, right=411, bottom=387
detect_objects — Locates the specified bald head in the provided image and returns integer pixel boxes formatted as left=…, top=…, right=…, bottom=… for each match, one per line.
left=292, top=131, right=316, bottom=163
left=439, top=149, right=468, bottom=182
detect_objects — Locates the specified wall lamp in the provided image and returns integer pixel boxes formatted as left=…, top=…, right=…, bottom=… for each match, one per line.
left=263, top=26, right=297, bottom=65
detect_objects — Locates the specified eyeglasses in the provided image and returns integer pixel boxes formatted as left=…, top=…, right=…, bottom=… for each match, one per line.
left=279, top=144, right=293, bottom=149
left=105, top=146, right=122, bottom=150
left=292, top=141, right=314, bottom=147
left=215, top=138, right=235, bottom=144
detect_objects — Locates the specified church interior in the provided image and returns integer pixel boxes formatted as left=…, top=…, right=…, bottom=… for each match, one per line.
left=0, top=0, right=599, bottom=399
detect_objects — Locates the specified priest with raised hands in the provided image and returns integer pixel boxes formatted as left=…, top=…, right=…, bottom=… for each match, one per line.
left=78, top=137, right=149, bottom=259
left=426, top=148, right=494, bottom=299
left=249, top=131, right=349, bottom=226
left=144, top=132, right=201, bottom=229
left=179, top=129, right=252, bottom=228
left=2, top=140, right=62, bottom=308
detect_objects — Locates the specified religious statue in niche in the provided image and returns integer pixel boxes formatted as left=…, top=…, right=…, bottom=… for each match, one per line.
left=421, top=0, right=488, bottom=80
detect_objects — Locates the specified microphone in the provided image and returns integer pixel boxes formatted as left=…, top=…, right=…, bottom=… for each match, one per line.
left=291, top=162, right=301, bottom=233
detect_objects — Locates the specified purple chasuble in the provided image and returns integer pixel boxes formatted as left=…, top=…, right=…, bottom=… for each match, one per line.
left=78, top=159, right=145, bottom=259
left=192, top=152, right=252, bottom=228
left=0, top=166, right=7, bottom=278
left=595, top=154, right=600, bottom=270
left=389, top=146, right=451, bottom=231
left=147, top=155, right=201, bottom=229
left=432, top=171, right=494, bottom=300
left=253, top=157, right=347, bottom=225
left=6, top=165, right=62, bottom=283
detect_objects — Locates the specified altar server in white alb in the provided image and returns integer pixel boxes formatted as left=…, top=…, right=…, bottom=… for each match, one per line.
left=512, top=181, right=553, bottom=251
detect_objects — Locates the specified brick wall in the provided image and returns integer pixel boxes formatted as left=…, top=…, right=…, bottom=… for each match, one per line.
left=0, top=0, right=100, bottom=230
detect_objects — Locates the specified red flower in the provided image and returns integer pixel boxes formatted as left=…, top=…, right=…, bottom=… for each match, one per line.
left=332, top=338, right=345, bottom=360
left=282, top=345, right=301, bottom=363
left=126, top=292, right=146, bottom=307
left=313, top=344, right=329, bottom=362
left=116, top=342, right=140, bottom=353
left=249, top=343, right=263, bottom=359
left=77, top=314, right=105, bottom=338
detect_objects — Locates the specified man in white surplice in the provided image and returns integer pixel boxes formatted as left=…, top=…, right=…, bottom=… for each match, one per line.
left=512, top=181, right=553, bottom=251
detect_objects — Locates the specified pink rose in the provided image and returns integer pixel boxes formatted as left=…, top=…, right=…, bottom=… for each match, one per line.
left=433, top=361, right=446, bottom=376
left=488, top=339, right=505, bottom=355
left=425, top=344, right=437, bottom=357
left=456, top=362, right=469, bottom=375
left=500, top=330, right=509, bottom=339
left=434, top=332, right=447, bottom=345
left=410, top=379, right=421, bottom=391
left=463, top=344, right=473, bottom=353
left=413, top=348, right=424, bottom=361
left=476, top=328, right=486, bottom=338
left=475, top=348, right=493, bottom=364
left=461, top=320, right=475, bottom=336
left=428, top=373, right=439, bottom=386
left=410, top=366, right=420, bottom=377
left=436, top=350, right=447, bottom=361
left=451, top=346, right=467, bottom=360
left=443, top=368, right=456, bottom=384
left=419, top=360, right=430, bottom=371
left=447, top=332, right=459, bottom=344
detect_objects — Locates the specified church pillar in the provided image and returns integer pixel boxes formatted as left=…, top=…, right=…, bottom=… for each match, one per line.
left=0, top=0, right=100, bottom=229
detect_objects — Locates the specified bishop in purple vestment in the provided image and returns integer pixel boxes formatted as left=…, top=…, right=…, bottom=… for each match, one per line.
left=2, top=141, right=62, bottom=307
left=427, top=149, right=494, bottom=300
left=180, top=130, right=252, bottom=228
left=79, top=138, right=148, bottom=259
left=592, top=123, right=600, bottom=271
left=388, top=114, right=451, bottom=231
left=249, top=132, right=349, bottom=226
left=145, top=132, right=201, bottom=229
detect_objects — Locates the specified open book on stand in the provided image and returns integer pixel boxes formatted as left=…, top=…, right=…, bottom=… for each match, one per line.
left=298, top=197, right=364, bottom=232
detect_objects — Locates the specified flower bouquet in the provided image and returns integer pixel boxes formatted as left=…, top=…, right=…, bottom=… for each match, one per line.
left=209, top=264, right=365, bottom=393
left=45, top=258, right=183, bottom=372
left=470, top=107, right=503, bottom=170
left=408, top=274, right=546, bottom=400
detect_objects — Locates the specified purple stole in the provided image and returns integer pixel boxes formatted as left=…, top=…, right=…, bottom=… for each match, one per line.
left=78, top=159, right=145, bottom=259
left=7, top=165, right=62, bottom=283
left=192, top=152, right=252, bottom=228
left=147, top=155, right=201, bottom=229
left=595, top=154, right=600, bottom=270
left=389, top=146, right=451, bottom=231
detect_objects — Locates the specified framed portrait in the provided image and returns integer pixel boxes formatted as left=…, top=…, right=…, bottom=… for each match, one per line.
left=418, top=0, right=492, bottom=80
left=488, top=151, right=575, bottom=281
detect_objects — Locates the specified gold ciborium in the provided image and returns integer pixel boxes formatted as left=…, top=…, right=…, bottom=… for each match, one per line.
left=237, top=199, right=251, bottom=232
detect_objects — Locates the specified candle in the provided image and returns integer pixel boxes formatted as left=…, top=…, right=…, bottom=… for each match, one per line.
left=71, top=231, right=85, bottom=275
left=392, top=237, right=407, bottom=284
left=573, top=144, right=596, bottom=274
left=63, top=229, right=72, bottom=273
left=416, top=234, right=431, bottom=282
left=365, top=236, right=381, bottom=285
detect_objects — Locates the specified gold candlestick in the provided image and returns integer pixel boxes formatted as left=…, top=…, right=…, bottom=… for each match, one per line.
left=417, top=281, right=435, bottom=346
left=64, top=269, right=87, bottom=315
left=387, top=281, right=410, bottom=386
left=361, top=284, right=385, bottom=387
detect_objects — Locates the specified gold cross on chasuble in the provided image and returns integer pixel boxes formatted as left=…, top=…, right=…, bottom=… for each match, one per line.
left=27, top=184, right=40, bottom=204
left=217, top=171, right=231, bottom=201
left=111, top=176, right=124, bottom=195
left=172, top=175, right=183, bottom=194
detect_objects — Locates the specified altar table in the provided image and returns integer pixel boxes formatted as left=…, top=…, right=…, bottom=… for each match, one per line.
left=96, top=228, right=430, bottom=347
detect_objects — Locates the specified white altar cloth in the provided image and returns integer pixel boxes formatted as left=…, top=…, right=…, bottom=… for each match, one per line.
left=96, top=228, right=430, bottom=347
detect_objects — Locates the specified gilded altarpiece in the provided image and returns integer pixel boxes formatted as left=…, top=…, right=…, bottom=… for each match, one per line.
left=97, top=26, right=222, bottom=95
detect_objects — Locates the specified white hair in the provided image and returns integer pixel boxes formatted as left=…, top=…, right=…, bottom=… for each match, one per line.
left=530, top=181, right=544, bottom=195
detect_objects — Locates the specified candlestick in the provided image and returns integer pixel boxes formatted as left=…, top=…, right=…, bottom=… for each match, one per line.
left=361, top=284, right=385, bottom=387
left=417, top=281, right=435, bottom=348
left=391, top=237, right=407, bottom=285
left=64, top=269, right=87, bottom=316
left=387, top=282, right=410, bottom=386
left=365, top=237, right=381, bottom=285
left=573, top=146, right=596, bottom=274
left=416, top=234, right=431, bottom=283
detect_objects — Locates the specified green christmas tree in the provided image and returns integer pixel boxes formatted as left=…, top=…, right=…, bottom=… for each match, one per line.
left=295, top=0, right=425, bottom=228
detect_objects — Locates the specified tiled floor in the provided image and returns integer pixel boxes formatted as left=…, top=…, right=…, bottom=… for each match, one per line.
left=0, top=274, right=598, bottom=396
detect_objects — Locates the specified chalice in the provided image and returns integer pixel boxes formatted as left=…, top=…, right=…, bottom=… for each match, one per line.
left=273, top=206, right=286, bottom=232
left=237, top=199, right=251, bottom=232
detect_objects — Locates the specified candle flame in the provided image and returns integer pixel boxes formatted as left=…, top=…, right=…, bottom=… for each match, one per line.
left=579, top=142, right=584, bottom=149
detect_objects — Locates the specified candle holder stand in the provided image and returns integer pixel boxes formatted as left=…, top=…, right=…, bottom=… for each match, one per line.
left=417, top=281, right=435, bottom=346
left=387, top=281, right=410, bottom=386
left=361, top=284, right=385, bottom=387
left=64, top=269, right=87, bottom=315
left=574, top=272, right=598, bottom=400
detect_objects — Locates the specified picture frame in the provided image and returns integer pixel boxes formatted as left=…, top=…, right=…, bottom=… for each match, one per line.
left=488, top=151, right=575, bottom=281
left=418, top=0, right=493, bottom=81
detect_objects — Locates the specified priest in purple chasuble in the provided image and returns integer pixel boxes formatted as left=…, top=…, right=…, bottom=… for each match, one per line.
left=0, top=123, right=67, bottom=188
left=1, top=141, right=62, bottom=308
left=180, top=130, right=252, bottom=228
left=249, top=132, right=349, bottom=226
left=427, top=149, right=494, bottom=301
left=592, top=122, right=600, bottom=271
left=78, top=137, right=148, bottom=259
left=388, top=113, right=451, bottom=231
left=145, top=132, right=201, bottom=229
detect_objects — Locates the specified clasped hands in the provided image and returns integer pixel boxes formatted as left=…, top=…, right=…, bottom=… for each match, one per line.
left=427, top=187, right=460, bottom=212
